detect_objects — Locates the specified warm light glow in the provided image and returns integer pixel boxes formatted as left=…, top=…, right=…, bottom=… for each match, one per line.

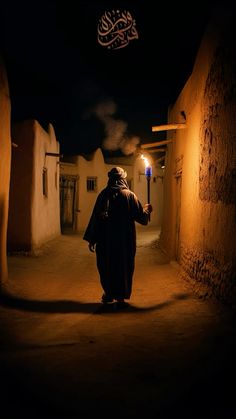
left=141, top=154, right=152, bottom=178
left=141, top=154, right=150, bottom=168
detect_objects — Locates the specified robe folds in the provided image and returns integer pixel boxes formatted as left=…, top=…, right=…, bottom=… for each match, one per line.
left=83, top=185, right=150, bottom=300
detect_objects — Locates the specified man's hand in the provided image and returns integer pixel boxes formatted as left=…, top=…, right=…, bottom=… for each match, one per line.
left=144, top=203, right=153, bottom=213
left=88, top=243, right=96, bottom=253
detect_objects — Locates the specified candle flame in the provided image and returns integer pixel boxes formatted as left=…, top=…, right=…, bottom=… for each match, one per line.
left=141, top=154, right=150, bottom=168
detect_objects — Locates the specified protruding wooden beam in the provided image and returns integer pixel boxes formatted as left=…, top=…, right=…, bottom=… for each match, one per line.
left=45, top=152, right=63, bottom=157
left=141, top=139, right=173, bottom=149
left=146, top=148, right=166, bottom=153
left=152, top=123, right=186, bottom=132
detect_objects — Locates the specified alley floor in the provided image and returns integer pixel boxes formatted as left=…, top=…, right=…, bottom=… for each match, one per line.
left=0, top=225, right=235, bottom=418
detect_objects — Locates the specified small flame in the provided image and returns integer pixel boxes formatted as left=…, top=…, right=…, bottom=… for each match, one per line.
left=141, top=154, right=150, bottom=168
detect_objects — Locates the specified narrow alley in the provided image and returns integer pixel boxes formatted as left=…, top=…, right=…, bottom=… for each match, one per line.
left=0, top=226, right=235, bottom=418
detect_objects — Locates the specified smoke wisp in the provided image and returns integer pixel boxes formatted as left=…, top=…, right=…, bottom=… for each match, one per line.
left=92, top=100, right=140, bottom=155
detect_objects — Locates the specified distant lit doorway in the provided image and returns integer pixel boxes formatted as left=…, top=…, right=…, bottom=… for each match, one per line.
left=60, top=175, right=78, bottom=232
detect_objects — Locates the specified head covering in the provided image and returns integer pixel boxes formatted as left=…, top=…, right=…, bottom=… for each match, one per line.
left=108, top=167, right=127, bottom=179
left=107, top=167, right=129, bottom=190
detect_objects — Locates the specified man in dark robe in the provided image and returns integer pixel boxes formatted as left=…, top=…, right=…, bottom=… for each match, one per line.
left=83, top=167, right=152, bottom=308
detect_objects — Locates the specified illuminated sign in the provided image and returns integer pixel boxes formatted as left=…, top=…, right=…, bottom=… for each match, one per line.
left=97, top=10, right=138, bottom=50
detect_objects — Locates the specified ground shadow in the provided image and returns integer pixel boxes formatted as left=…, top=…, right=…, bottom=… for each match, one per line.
left=0, top=291, right=191, bottom=315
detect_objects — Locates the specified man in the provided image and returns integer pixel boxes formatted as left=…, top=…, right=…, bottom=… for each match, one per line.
left=83, top=167, right=152, bottom=309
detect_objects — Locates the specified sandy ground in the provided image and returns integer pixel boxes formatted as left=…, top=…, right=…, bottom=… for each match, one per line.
left=0, top=225, right=235, bottom=418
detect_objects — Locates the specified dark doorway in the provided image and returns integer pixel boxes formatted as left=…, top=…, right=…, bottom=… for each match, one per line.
left=60, top=175, right=78, bottom=232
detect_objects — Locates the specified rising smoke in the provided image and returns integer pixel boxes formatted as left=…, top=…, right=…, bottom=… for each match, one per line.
left=91, top=100, right=140, bottom=155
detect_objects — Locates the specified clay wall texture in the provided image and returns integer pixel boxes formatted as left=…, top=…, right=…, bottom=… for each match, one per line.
left=7, top=120, right=61, bottom=252
left=0, top=57, right=11, bottom=285
left=160, top=8, right=236, bottom=306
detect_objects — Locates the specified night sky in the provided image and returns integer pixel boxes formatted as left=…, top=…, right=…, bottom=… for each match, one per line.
left=1, top=0, right=218, bottom=155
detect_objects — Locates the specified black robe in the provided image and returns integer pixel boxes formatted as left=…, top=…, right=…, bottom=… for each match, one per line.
left=83, top=183, right=150, bottom=300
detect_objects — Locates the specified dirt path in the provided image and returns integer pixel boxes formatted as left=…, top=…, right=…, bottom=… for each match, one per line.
left=0, top=226, right=235, bottom=418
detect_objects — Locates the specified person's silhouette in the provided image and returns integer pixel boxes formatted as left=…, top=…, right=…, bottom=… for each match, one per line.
left=83, top=167, right=152, bottom=309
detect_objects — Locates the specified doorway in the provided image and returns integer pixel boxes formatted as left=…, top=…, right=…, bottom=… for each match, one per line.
left=60, top=175, right=78, bottom=232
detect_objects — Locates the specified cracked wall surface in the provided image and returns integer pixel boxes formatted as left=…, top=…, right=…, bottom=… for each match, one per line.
left=161, top=7, right=236, bottom=307
left=200, top=38, right=236, bottom=205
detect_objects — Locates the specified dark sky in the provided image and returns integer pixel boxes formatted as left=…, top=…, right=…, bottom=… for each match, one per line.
left=0, top=0, right=218, bottom=155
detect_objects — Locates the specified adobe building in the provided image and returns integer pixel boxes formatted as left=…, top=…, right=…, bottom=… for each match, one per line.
left=159, top=7, right=236, bottom=306
left=60, top=148, right=163, bottom=232
left=0, top=56, right=11, bottom=287
left=7, top=120, right=61, bottom=253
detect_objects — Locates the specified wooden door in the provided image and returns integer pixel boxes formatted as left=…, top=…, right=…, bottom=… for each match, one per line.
left=60, top=176, right=77, bottom=230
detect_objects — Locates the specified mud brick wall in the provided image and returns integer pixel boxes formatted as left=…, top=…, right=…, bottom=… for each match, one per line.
left=181, top=246, right=236, bottom=306
left=161, top=9, right=236, bottom=308
left=199, top=40, right=236, bottom=205
left=194, top=21, right=236, bottom=305
left=0, top=56, right=11, bottom=286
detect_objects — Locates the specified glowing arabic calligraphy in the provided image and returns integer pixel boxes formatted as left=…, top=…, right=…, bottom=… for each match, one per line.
left=97, top=10, right=138, bottom=50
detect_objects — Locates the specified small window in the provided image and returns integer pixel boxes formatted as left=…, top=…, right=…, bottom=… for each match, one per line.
left=87, top=177, right=97, bottom=192
left=42, top=167, right=48, bottom=197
